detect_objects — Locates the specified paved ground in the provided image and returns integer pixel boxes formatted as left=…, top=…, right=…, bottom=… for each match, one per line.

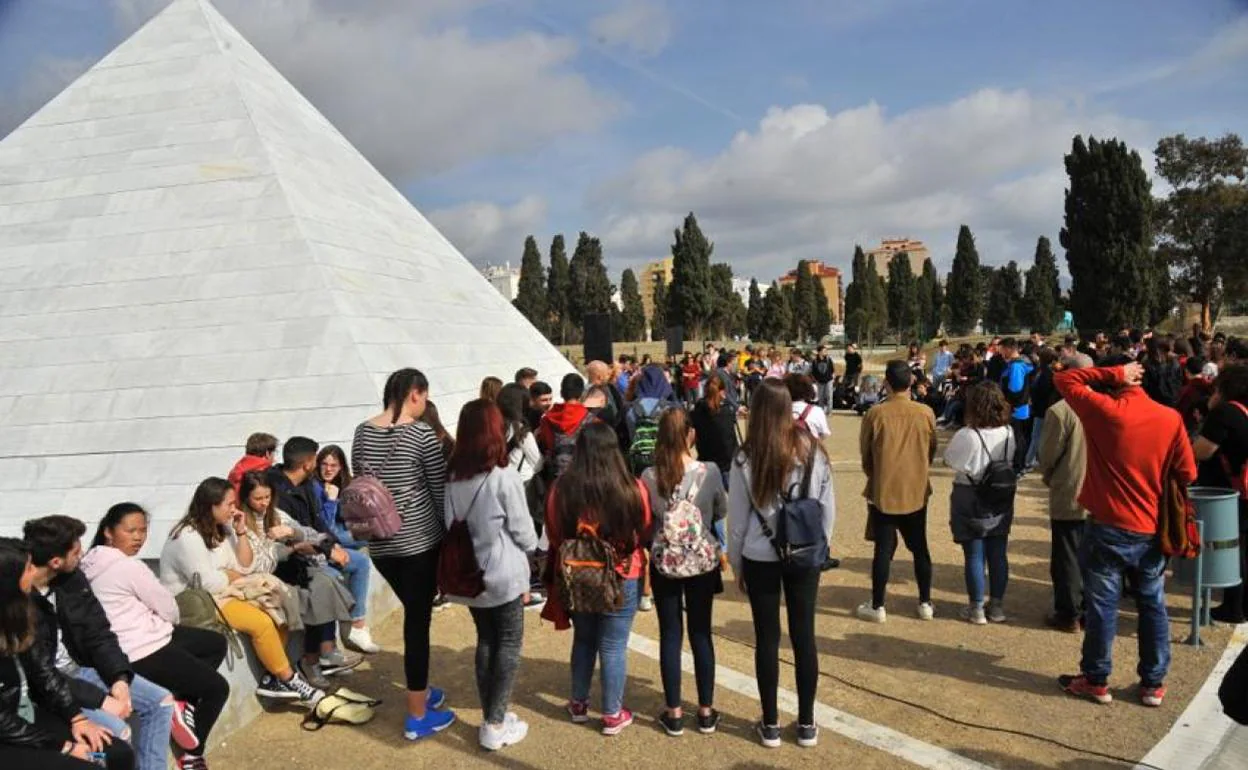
left=209, top=413, right=1238, bottom=769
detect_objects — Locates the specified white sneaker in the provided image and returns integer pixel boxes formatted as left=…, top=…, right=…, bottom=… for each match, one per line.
left=960, top=604, right=987, bottom=625
left=638, top=595, right=654, bottom=612
left=346, top=626, right=381, bottom=654
left=855, top=602, right=886, bottom=623
left=479, top=715, right=529, bottom=750
left=916, top=602, right=935, bottom=621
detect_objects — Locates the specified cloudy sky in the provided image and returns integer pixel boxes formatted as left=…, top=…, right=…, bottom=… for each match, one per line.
left=2, top=0, right=1246, bottom=284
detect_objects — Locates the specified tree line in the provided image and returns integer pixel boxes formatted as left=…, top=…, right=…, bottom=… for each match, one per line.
left=840, top=131, right=1247, bottom=344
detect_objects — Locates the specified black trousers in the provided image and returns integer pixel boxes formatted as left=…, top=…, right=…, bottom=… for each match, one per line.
left=1010, top=417, right=1031, bottom=473
left=0, top=707, right=134, bottom=770
left=130, top=625, right=229, bottom=755
left=743, top=559, right=820, bottom=726
left=869, top=506, right=933, bottom=608
left=1050, top=519, right=1086, bottom=621
left=652, top=568, right=720, bottom=709
left=375, top=550, right=439, bottom=691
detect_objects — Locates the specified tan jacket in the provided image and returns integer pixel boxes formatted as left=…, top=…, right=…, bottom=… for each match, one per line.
left=1036, top=400, right=1087, bottom=521
left=860, top=395, right=937, bottom=514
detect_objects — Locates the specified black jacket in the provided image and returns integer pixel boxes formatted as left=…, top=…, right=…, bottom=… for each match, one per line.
left=266, top=466, right=330, bottom=537
left=811, top=356, right=835, bottom=383
left=0, top=649, right=81, bottom=749
left=33, top=571, right=132, bottom=709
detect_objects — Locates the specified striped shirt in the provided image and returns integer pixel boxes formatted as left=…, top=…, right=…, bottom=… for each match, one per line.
left=351, top=420, right=447, bottom=559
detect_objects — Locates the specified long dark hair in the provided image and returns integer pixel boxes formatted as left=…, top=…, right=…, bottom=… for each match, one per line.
left=497, top=383, right=532, bottom=445
left=316, top=445, right=352, bottom=489
left=654, top=408, right=694, bottom=499
left=92, top=502, right=148, bottom=548
left=554, top=422, right=645, bottom=552
left=738, top=379, right=822, bottom=509
left=383, top=368, right=429, bottom=423
left=171, top=477, right=233, bottom=548
left=0, top=537, right=35, bottom=656
left=421, top=400, right=456, bottom=457
left=239, top=471, right=280, bottom=533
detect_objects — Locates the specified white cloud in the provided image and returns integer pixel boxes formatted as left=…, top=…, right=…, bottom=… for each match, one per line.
left=427, top=195, right=548, bottom=265
left=593, top=88, right=1154, bottom=279
left=589, top=2, right=672, bottom=58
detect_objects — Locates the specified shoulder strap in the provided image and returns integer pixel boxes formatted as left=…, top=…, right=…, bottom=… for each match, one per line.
left=449, top=475, right=491, bottom=523
left=363, top=420, right=405, bottom=478
left=683, top=464, right=707, bottom=503
left=800, top=404, right=813, bottom=422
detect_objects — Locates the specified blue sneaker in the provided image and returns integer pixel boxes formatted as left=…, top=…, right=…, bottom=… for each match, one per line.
left=426, top=687, right=446, bottom=710
left=404, top=708, right=456, bottom=740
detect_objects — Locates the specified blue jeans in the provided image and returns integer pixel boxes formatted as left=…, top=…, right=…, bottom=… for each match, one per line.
left=1025, top=416, right=1045, bottom=469
left=1079, top=522, right=1171, bottom=686
left=961, top=536, right=1009, bottom=605
left=570, top=578, right=639, bottom=715
left=327, top=548, right=371, bottom=621
left=76, top=668, right=173, bottom=770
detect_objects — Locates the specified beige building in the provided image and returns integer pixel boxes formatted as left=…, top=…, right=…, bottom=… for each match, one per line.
left=867, top=238, right=930, bottom=274
left=639, top=256, right=674, bottom=331
left=778, top=260, right=843, bottom=324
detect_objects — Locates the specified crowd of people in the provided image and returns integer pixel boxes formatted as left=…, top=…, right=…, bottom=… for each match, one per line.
left=3, top=324, right=1246, bottom=766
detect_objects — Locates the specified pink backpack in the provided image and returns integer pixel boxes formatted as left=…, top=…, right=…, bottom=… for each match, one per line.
left=340, top=426, right=405, bottom=541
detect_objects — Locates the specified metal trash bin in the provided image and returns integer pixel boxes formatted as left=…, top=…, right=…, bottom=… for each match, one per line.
left=1187, top=487, right=1243, bottom=588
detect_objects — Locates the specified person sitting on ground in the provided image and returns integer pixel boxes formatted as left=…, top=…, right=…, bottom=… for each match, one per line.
left=443, top=400, right=539, bottom=751
left=82, top=505, right=230, bottom=770
left=0, top=537, right=133, bottom=770
left=227, top=433, right=277, bottom=497
left=23, top=516, right=176, bottom=770
left=1053, top=360, right=1196, bottom=708
left=237, top=472, right=359, bottom=691
left=1036, top=354, right=1091, bottom=634
left=159, top=478, right=325, bottom=705
left=857, top=361, right=937, bottom=624
left=312, top=445, right=379, bottom=654
left=642, top=408, right=727, bottom=738
left=943, top=382, right=1016, bottom=625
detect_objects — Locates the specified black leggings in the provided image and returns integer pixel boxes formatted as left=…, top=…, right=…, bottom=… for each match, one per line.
left=743, top=559, right=820, bottom=726
left=869, top=506, right=933, bottom=608
left=0, top=707, right=134, bottom=770
left=130, top=625, right=229, bottom=756
left=652, top=567, right=719, bottom=709
left=375, top=550, right=439, bottom=692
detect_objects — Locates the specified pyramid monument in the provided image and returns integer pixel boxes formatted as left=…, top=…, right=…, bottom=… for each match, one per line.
left=0, top=0, right=575, bottom=551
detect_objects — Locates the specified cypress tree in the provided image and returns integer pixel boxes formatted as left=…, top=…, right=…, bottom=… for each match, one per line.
left=1022, top=236, right=1061, bottom=332
left=1060, top=135, right=1154, bottom=331
left=917, top=258, right=942, bottom=340
left=985, top=260, right=1024, bottom=333
left=843, top=246, right=866, bottom=343
left=546, top=234, right=570, bottom=344
left=668, top=213, right=715, bottom=338
left=887, top=252, right=919, bottom=342
left=793, top=261, right=816, bottom=340
left=513, top=235, right=547, bottom=336
left=747, top=278, right=764, bottom=340
left=811, top=273, right=832, bottom=340
left=946, top=225, right=982, bottom=335
left=618, top=269, right=646, bottom=341
left=582, top=236, right=613, bottom=316
left=867, top=254, right=889, bottom=346
left=650, top=275, right=668, bottom=342
left=781, top=283, right=799, bottom=341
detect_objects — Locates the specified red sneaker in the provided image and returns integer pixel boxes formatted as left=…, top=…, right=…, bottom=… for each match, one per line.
left=170, top=700, right=200, bottom=751
left=1140, top=683, right=1166, bottom=707
left=566, top=699, right=589, bottom=724
left=601, top=707, right=634, bottom=736
left=1059, top=674, right=1112, bottom=704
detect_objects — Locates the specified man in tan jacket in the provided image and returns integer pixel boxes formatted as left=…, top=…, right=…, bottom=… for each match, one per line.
left=857, top=361, right=938, bottom=624
left=1036, top=353, right=1091, bottom=633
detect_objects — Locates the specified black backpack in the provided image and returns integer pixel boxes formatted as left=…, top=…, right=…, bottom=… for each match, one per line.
left=545, top=413, right=592, bottom=481
left=750, top=447, right=827, bottom=570
left=973, top=429, right=1016, bottom=512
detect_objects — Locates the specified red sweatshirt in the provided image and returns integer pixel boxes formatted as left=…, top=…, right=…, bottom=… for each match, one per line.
left=536, top=402, right=593, bottom=454
left=227, top=454, right=272, bottom=497
left=1054, top=366, right=1197, bottom=534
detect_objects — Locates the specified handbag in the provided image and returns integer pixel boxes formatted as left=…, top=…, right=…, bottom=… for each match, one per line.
left=174, top=574, right=243, bottom=670
left=300, top=687, right=383, bottom=731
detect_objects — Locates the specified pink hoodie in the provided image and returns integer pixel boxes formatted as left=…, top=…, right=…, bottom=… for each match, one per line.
left=80, top=545, right=178, bottom=661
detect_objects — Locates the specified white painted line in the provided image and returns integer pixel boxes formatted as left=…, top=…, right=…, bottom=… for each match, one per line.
left=628, top=632, right=992, bottom=770
left=1136, top=623, right=1248, bottom=770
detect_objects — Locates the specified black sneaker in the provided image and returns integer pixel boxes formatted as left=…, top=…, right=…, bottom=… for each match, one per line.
left=696, top=709, right=721, bottom=735
left=756, top=721, right=781, bottom=748
left=657, top=711, right=684, bottom=737
left=821, top=556, right=841, bottom=571
left=256, top=674, right=302, bottom=701
left=432, top=593, right=450, bottom=613
left=796, top=723, right=819, bottom=747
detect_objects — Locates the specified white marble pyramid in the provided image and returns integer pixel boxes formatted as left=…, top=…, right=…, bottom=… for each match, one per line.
left=0, top=0, right=573, bottom=551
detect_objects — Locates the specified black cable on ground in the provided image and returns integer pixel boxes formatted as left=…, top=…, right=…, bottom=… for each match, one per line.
left=709, top=629, right=1169, bottom=770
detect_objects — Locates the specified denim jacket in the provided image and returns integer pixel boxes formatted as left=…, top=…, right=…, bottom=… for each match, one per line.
left=314, top=479, right=365, bottom=549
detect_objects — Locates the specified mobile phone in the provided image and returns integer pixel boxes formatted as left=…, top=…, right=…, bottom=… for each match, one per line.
left=88, top=752, right=107, bottom=766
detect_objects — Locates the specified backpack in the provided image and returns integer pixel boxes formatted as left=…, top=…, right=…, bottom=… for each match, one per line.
left=557, top=520, right=625, bottom=614
left=1219, top=402, right=1248, bottom=499
left=437, top=477, right=489, bottom=598
left=340, top=425, right=407, bottom=541
left=972, top=429, right=1016, bottom=512
left=174, top=574, right=242, bottom=669
left=547, top=413, right=593, bottom=482
left=750, top=447, right=827, bottom=570
left=628, top=401, right=663, bottom=475
left=652, top=465, right=719, bottom=579
left=1160, top=469, right=1200, bottom=559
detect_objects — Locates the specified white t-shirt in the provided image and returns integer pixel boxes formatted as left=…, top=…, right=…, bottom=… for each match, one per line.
left=792, top=401, right=831, bottom=439
left=943, top=425, right=1014, bottom=485
left=38, top=589, right=75, bottom=671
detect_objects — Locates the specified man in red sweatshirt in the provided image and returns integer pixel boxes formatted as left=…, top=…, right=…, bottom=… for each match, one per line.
left=1054, top=361, right=1196, bottom=708
left=537, top=373, right=595, bottom=482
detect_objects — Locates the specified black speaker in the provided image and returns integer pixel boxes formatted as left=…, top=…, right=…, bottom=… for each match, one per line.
left=665, top=326, right=685, bottom=357
left=583, top=313, right=613, bottom=364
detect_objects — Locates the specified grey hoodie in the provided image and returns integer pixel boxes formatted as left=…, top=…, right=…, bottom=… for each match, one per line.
left=443, top=466, right=538, bottom=608
left=728, top=448, right=836, bottom=571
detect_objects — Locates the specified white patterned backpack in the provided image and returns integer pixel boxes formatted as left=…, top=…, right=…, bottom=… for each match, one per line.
left=652, top=465, right=719, bottom=579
